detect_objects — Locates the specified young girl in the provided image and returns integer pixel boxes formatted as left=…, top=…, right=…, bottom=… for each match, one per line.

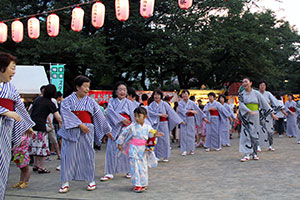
left=116, top=107, right=163, bottom=193
left=12, top=133, right=32, bottom=189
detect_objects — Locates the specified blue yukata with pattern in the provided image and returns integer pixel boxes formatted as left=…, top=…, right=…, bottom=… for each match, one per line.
left=285, top=100, right=298, bottom=137
left=0, top=82, right=35, bottom=200
left=58, top=92, right=111, bottom=183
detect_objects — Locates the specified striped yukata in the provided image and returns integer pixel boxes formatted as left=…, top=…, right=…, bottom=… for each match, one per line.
left=58, top=93, right=111, bottom=183
left=239, top=89, right=272, bottom=155
left=220, top=103, right=236, bottom=146
left=203, top=100, right=230, bottom=149
left=105, top=98, right=136, bottom=175
left=148, top=101, right=183, bottom=159
left=258, top=91, right=282, bottom=147
left=0, top=82, right=35, bottom=200
left=177, top=99, right=206, bottom=153
left=285, top=100, right=298, bottom=137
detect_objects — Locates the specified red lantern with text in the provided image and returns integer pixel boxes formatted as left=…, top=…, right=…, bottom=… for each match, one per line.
left=115, top=0, right=129, bottom=21
left=27, top=17, right=40, bottom=39
left=0, top=22, right=8, bottom=43
left=71, top=7, right=84, bottom=32
left=178, top=0, right=193, bottom=10
left=47, top=14, right=59, bottom=37
left=92, top=2, right=105, bottom=28
left=11, top=20, right=23, bottom=43
left=140, top=0, right=155, bottom=18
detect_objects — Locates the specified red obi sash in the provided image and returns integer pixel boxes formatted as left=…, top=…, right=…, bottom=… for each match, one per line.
left=289, top=107, right=296, bottom=112
left=72, top=111, right=92, bottom=124
left=187, top=111, right=194, bottom=117
left=160, top=117, right=168, bottom=122
left=0, top=98, right=15, bottom=111
left=120, top=113, right=131, bottom=127
left=210, top=110, right=219, bottom=116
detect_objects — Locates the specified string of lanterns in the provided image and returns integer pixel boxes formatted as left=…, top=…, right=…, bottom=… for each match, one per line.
left=0, top=0, right=193, bottom=43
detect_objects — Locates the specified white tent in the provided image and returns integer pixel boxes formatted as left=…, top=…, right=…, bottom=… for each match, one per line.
left=11, top=65, right=49, bottom=95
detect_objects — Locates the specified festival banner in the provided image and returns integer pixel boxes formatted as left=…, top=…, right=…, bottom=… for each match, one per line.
left=50, top=64, right=65, bottom=95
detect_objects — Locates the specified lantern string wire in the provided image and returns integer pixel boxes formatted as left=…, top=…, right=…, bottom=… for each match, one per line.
left=1, top=0, right=100, bottom=23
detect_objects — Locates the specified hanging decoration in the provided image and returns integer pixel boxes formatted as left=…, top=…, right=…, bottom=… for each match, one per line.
left=140, top=0, right=155, bottom=18
left=0, top=22, right=8, bottom=43
left=11, top=20, right=24, bottom=43
left=28, top=17, right=40, bottom=39
left=47, top=13, right=59, bottom=37
left=71, top=7, right=85, bottom=32
left=115, top=0, right=129, bottom=22
left=91, top=1, right=105, bottom=28
left=178, top=0, right=193, bottom=10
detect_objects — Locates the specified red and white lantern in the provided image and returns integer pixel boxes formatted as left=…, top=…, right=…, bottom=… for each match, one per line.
left=47, top=14, right=59, bottom=37
left=115, top=0, right=129, bottom=22
left=71, top=7, right=84, bottom=32
left=140, top=0, right=155, bottom=18
left=27, top=17, right=40, bottom=39
left=11, top=20, right=24, bottom=43
left=178, top=0, right=193, bottom=10
left=91, top=2, right=105, bottom=28
left=0, top=22, right=8, bottom=43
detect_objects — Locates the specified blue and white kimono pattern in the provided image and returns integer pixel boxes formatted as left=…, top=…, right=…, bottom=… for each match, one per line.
left=105, top=97, right=136, bottom=175
left=285, top=100, right=298, bottom=137
left=58, top=93, right=111, bottom=183
left=116, top=123, right=155, bottom=187
left=220, top=103, right=236, bottom=146
left=0, top=82, right=35, bottom=200
left=177, top=99, right=206, bottom=152
left=148, top=101, right=183, bottom=159
left=203, top=100, right=230, bottom=149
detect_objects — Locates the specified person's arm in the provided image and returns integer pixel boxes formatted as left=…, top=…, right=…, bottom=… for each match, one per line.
left=53, top=112, right=62, bottom=129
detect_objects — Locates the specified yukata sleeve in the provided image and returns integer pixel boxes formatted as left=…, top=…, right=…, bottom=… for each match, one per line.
left=217, top=102, right=231, bottom=118
left=92, top=100, right=112, bottom=145
left=257, top=92, right=273, bottom=119
left=60, top=98, right=82, bottom=130
left=193, top=103, right=206, bottom=126
left=268, top=92, right=283, bottom=113
left=115, top=125, right=132, bottom=145
left=166, top=103, right=183, bottom=131
left=238, top=92, right=251, bottom=116
left=106, top=99, right=126, bottom=126
left=176, top=101, right=187, bottom=121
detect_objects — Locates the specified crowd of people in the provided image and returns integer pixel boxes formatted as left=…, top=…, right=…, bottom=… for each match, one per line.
left=1, top=52, right=300, bottom=199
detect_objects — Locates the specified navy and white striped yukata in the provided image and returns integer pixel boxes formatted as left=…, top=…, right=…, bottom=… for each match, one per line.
left=58, top=92, right=111, bottom=183
left=105, top=97, right=136, bottom=175
left=220, top=103, right=236, bottom=146
left=0, top=82, right=35, bottom=200
left=148, top=101, right=183, bottom=159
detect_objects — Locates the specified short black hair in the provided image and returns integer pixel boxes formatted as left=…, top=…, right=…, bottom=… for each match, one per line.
left=151, top=88, right=163, bottom=99
left=56, top=91, right=62, bottom=98
left=258, top=80, right=267, bottom=87
left=243, top=77, right=252, bottom=82
left=189, top=96, right=195, bottom=101
left=43, top=84, right=57, bottom=99
left=208, top=92, right=216, bottom=98
left=134, top=106, right=147, bottom=116
left=141, top=94, right=148, bottom=101
left=0, top=52, right=17, bottom=73
left=148, top=96, right=154, bottom=105
left=181, top=89, right=190, bottom=95
left=218, top=94, right=228, bottom=103
left=163, top=95, right=170, bottom=102
left=74, top=75, right=90, bottom=91
left=40, top=85, right=46, bottom=92
left=127, top=87, right=136, bottom=97
left=287, top=93, right=294, bottom=100
left=135, top=95, right=140, bottom=102
left=112, top=81, right=127, bottom=98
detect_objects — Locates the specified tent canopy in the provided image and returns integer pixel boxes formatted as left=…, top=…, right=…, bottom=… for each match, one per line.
left=11, top=65, right=49, bottom=95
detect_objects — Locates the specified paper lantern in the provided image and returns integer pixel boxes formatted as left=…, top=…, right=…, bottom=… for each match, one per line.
left=0, top=22, right=8, bottom=43
left=178, top=0, right=193, bottom=10
left=27, top=17, right=40, bottom=39
left=71, top=7, right=84, bottom=32
left=47, top=14, right=59, bottom=37
left=115, top=0, right=129, bottom=22
left=91, top=2, right=105, bottom=28
left=140, top=0, right=155, bottom=18
left=11, top=20, right=24, bottom=43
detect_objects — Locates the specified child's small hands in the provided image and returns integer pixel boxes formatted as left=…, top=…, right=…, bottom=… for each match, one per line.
left=118, top=144, right=123, bottom=152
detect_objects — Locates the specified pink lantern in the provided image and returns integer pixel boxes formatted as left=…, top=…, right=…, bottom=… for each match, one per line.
left=27, top=17, right=40, bottom=39
left=92, top=2, right=105, bottom=28
left=115, top=0, right=129, bottom=22
left=0, top=22, right=8, bottom=43
left=71, top=7, right=84, bottom=32
left=140, top=0, right=155, bottom=18
left=11, top=20, right=24, bottom=43
left=178, top=0, right=193, bottom=10
left=47, top=14, right=59, bottom=37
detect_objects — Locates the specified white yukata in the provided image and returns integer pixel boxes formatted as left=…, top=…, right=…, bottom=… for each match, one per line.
left=148, top=101, right=183, bottom=159
left=58, top=93, right=111, bottom=183
left=239, top=89, right=272, bottom=156
left=285, top=100, right=298, bottom=137
left=0, top=82, right=35, bottom=200
left=177, top=99, right=206, bottom=153
left=220, top=103, right=236, bottom=146
left=203, top=100, right=230, bottom=149
left=116, top=123, right=156, bottom=187
left=105, top=97, right=136, bottom=175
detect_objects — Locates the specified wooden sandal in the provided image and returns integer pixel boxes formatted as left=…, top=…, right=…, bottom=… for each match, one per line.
left=13, top=181, right=24, bottom=188
left=38, top=168, right=50, bottom=174
left=19, top=182, right=29, bottom=189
